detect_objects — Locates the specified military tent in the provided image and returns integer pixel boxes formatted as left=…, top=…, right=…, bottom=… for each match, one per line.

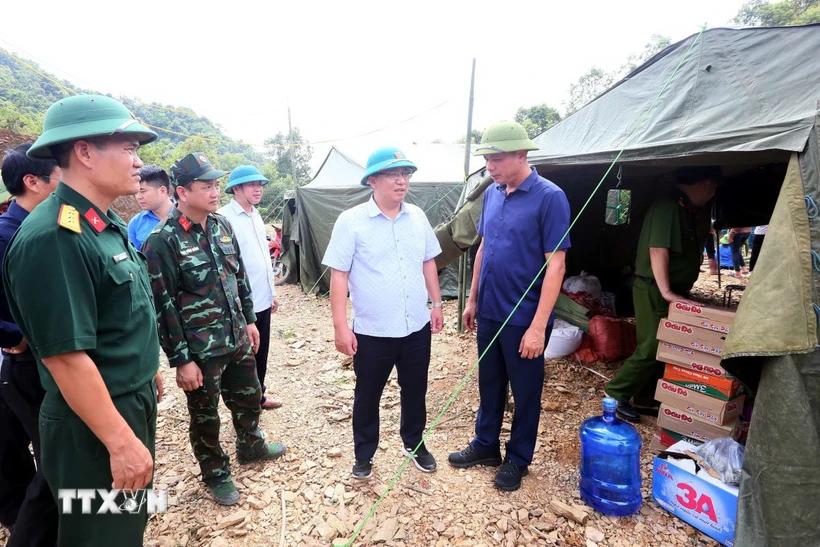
left=435, top=24, right=819, bottom=545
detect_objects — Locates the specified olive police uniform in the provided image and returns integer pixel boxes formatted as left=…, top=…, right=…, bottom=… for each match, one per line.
left=2, top=95, right=160, bottom=547
left=605, top=190, right=710, bottom=406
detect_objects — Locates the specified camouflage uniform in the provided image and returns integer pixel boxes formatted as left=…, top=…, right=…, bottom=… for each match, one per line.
left=142, top=206, right=268, bottom=487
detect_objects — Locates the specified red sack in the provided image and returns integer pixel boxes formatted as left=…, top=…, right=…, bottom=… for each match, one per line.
left=582, top=316, right=637, bottom=362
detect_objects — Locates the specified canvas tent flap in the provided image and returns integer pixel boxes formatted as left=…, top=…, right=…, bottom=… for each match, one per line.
left=530, top=25, right=820, bottom=166
left=723, top=152, right=818, bottom=358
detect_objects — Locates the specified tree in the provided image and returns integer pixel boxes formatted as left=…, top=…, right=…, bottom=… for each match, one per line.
left=566, top=68, right=615, bottom=116
left=565, top=34, right=671, bottom=116
left=734, top=0, right=820, bottom=25
left=514, top=104, right=562, bottom=138
left=456, top=129, right=483, bottom=144
left=264, top=128, right=313, bottom=186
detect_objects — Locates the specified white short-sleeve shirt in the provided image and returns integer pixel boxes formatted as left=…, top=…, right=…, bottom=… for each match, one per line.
left=322, top=197, right=442, bottom=338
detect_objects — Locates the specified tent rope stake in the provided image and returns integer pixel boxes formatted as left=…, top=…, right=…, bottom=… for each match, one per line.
left=341, top=23, right=707, bottom=547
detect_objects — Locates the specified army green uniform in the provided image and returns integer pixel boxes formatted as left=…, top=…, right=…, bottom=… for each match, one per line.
left=3, top=183, right=159, bottom=547
left=606, top=190, right=710, bottom=405
left=142, top=207, right=267, bottom=488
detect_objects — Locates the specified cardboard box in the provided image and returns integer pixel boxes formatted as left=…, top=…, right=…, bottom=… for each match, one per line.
left=657, top=341, right=729, bottom=377
left=648, top=437, right=666, bottom=454
left=657, top=404, right=742, bottom=442
left=655, top=381, right=745, bottom=425
left=660, top=428, right=704, bottom=448
left=667, top=301, right=735, bottom=334
left=664, top=363, right=740, bottom=400
left=657, top=319, right=727, bottom=357
left=652, top=441, right=738, bottom=546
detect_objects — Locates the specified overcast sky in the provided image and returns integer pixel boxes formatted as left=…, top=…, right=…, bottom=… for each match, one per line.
left=2, top=0, right=746, bottom=163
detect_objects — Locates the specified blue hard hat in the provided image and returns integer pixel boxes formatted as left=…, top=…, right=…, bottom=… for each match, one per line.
left=360, top=147, right=417, bottom=186
left=225, top=165, right=270, bottom=194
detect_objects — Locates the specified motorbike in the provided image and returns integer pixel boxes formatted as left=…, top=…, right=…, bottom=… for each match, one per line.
left=267, top=230, right=288, bottom=285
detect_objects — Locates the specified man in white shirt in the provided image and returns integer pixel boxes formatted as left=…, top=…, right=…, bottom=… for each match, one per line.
left=323, top=147, right=444, bottom=480
left=218, top=166, right=282, bottom=410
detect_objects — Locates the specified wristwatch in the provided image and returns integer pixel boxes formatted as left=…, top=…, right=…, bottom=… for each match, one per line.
left=431, top=302, right=443, bottom=308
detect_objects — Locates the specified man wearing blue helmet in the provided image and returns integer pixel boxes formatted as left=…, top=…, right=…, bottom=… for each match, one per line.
left=218, top=166, right=282, bottom=410
left=323, top=147, right=444, bottom=480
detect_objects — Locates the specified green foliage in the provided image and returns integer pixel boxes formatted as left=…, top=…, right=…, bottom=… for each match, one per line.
left=514, top=104, right=562, bottom=138
left=0, top=46, right=309, bottom=224
left=734, top=0, right=820, bottom=25
left=565, top=35, right=671, bottom=116
left=456, top=129, right=483, bottom=144
left=264, top=128, right=313, bottom=186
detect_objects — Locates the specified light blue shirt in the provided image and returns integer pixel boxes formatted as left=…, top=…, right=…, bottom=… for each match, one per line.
left=128, top=209, right=163, bottom=250
left=323, top=197, right=442, bottom=338
left=217, top=199, right=275, bottom=314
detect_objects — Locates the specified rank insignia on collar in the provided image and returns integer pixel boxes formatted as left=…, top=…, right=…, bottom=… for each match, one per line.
left=179, top=216, right=192, bottom=232
left=84, top=208, right=106, bottom=233
left=220, top=236, right=231, bottom=243
left=57, top=204, right=81, bottom=234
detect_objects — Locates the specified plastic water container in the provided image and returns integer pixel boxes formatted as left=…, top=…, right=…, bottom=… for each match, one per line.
left=579, top=397, right=642, bottom=516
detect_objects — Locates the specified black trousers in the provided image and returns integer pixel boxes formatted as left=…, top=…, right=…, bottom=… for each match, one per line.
left=254, top=307, right=272, bottom=403
left=749, top=234, right=765, bottom=271
left=352, top=324, right=432, bottom=461
left=0, top=354, right=57, bottom=546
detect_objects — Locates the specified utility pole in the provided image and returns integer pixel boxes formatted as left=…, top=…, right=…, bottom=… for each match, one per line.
left=457, top=58, right=477, bottom=333
left=288, top=105, right=297, bottom=188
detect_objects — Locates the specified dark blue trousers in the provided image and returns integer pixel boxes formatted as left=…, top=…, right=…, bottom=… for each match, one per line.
left=352, top=324, right=431, bottom=461
left=471, top=318, right=553, bottom=467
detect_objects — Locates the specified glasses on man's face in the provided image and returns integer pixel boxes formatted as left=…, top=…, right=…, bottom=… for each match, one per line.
left=380, top=169, right=414, bottom=182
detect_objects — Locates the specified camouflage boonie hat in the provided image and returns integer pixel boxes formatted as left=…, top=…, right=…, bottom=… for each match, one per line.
left=170, top=153, right=228, bottom=186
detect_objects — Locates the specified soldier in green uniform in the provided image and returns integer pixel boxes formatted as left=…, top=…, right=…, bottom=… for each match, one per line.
left=606, top=167, right=720, bottom=422
left=142, top=153, right=286, bottom=506
left=2, top=95, right=163, bottom=546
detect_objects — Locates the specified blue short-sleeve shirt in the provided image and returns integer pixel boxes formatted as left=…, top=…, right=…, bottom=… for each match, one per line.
left=128, top=209, right=162, bottom=250
left=477, top=167, right=571, bottom=327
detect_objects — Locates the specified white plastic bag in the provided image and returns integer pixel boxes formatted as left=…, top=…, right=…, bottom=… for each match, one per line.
left=562, top=271, right=602, bottom=300
left=544, top=319, right=583, bottom=358
left=693, top=437, right=746, bottom=485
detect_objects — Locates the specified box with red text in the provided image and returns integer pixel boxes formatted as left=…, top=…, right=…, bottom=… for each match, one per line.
left=667, top=301, right=735, bottom=334
left=656, top=404, right=742, bottom=442
left=656, top=341, right=729, bottom=377
left=654, top=380, right=744, bottom=425
left=656, top=319, right=727, bottom=357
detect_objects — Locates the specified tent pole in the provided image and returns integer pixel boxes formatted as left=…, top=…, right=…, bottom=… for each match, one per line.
left=457, top=58, right=477, bottom=333
left=288, top=105, right=297, bottom=188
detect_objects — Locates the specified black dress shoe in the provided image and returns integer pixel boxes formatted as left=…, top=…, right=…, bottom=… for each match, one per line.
left=448, top=444, right=502, bottom=468
left=494, top=457, right=529, bottom=491
left=615, top=401, right=641, bottom=423
left=633, top=403, right=660, bottom=417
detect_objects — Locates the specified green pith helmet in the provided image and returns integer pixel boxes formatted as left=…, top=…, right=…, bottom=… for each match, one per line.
left=473, top=121, right=539, bottom=156
left=27, top=95, right=158, bottom=159
left=169, top=153, right=228, bottom=186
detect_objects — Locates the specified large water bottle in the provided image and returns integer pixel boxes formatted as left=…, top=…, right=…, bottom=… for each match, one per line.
left=579, top=397, right=642, bottom=516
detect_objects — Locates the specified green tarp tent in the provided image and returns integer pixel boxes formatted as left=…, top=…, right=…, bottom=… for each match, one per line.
left=290, top=145, right=479, bottom=296
left=436, top=24, right=820, bottom=545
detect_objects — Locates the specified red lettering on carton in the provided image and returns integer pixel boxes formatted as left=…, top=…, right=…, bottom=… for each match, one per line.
left=664, top=321, right=694, bottom=334
left=674, top=302, right=704, bottom=315
left=664, top=408, right=694, bottom=423
left=661, top=381, right=688, bottom=396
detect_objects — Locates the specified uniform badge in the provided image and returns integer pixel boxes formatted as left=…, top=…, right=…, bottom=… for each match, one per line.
left=178, top=216, right=192, bottom=232
left=83, top=208, right=106, bottom=233
left=113, top=252, right=128, bottom=263
left=198, top=155, right=208, bottom=163
left=220, top=236, right=231, bottom=243
left=395, top=151, right=403, bottom=159
left=57, top=204, right=81, bottom=234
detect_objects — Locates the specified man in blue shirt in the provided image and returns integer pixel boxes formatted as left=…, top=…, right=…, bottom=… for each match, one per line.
left=0, top=144, right=59, bottom=546
left=449, top=122, right=571, bottom=491
left=128, top=165, right=173, bottom=250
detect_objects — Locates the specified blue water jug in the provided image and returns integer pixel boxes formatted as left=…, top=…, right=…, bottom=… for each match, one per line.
left=579, top=397, right=642, bottom=516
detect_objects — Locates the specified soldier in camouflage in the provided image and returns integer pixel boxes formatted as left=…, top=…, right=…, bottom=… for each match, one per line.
left=142, top=153, right=287, bottom=506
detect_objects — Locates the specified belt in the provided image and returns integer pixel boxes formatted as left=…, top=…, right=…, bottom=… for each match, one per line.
left=2, top=351, right=37, bottom=364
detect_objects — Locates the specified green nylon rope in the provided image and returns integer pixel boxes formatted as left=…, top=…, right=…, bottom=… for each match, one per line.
left=342, top=24, right=707, bottom=547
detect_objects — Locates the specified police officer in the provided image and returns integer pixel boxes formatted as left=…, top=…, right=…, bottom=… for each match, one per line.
left=142, top=153, right=286, bottom=506
left=3, top=95, right=163, bottom=546
left=605, top=167, right=719, bottom=422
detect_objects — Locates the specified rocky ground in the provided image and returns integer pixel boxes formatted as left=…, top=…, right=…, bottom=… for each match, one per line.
left=134, top=268, right=748, bottom=547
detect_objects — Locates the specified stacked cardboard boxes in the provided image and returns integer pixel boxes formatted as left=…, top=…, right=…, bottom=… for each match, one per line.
left=649, top=302, right=744, bottom=453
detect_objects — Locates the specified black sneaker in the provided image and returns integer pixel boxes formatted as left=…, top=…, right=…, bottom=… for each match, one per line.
left=401, top=444, right=437, bottom=473
left=494, top=457, right=529, bottom=492
left=448, top=444, right=502, bottom=468
left=615, top=401, right=641, bottom=423
left=352, top=458, right=373, bottom=480
left=633, top=403, right=660, bottom=417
